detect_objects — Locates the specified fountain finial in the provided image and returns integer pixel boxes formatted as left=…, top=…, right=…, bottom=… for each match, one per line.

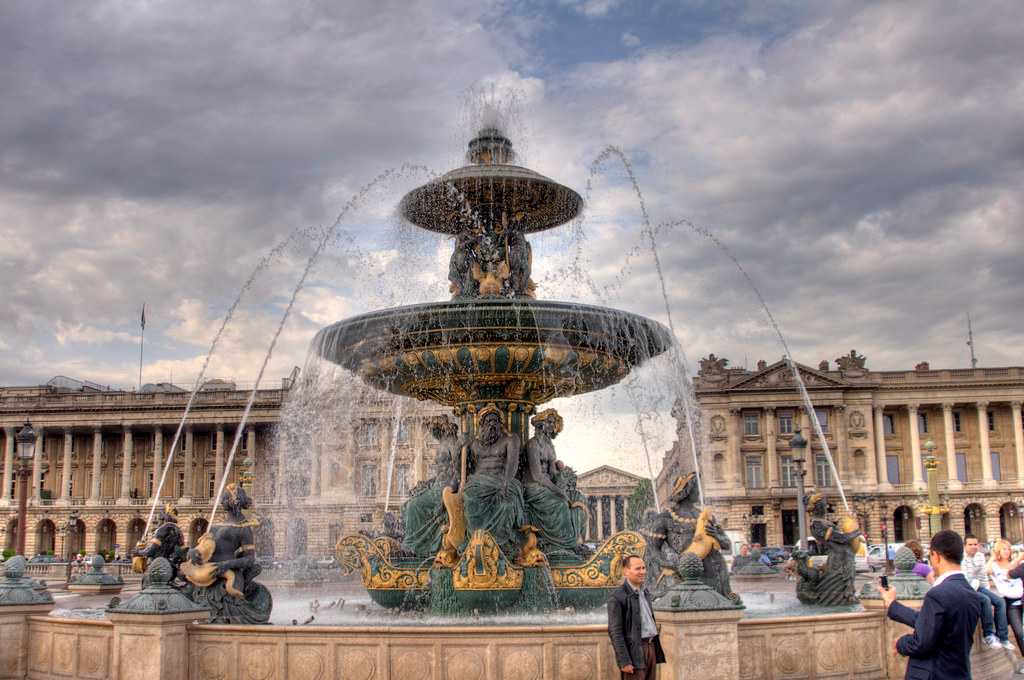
left=466, top=127, right=515, bottom=165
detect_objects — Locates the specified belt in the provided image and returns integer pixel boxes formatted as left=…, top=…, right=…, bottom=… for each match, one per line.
left=641, top=637, right=655, bottom=644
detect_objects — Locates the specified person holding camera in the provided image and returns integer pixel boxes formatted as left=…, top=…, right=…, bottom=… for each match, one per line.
left=877, top=529, right=980, bottom=680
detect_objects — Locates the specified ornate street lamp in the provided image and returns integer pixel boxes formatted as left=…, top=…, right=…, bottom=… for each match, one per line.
left=919, top=438, right=947, bottom=539
left=790, top=428, right=809, bottom=551
left=14, top=421, right=37, bottom=557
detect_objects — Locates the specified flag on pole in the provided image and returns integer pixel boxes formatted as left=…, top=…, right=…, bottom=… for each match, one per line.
left=140, top=303, right=146, bottom=331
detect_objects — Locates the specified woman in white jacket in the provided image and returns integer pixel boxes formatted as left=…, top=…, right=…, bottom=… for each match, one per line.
left=987, top=539, right=1024, bottom=653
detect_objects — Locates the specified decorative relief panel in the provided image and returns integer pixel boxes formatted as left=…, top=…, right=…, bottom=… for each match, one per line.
left=498, top=646, right=542, bottom=679
left=78, top=634, right=112, bottom=679
left=197, top=643, right=230, bottom=680
left=556, top=645, right=597, bottom=680
left=29, top=628, right=52, bottom=674
left=391, top=646, right=433, bottom=679
left=288, top=645, right=328, bottom=680
left=240, top=642, right=277, bottom=680
left=737, top=635, right=766, bottom=680
left=336, top=646, right=375, bottom=680
left=770, top=632, right=807, bottom=678
left=52, top=632, right=76, bottom=676
left=444, top=648, right=485, bottom=680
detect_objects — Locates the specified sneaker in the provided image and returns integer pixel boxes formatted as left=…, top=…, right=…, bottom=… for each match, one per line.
left=984, top=635, right=1001, bottom=649
left=1001, top=639, right=1015, bottom=651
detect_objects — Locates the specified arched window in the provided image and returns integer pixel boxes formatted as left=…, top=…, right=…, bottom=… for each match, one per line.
left=893, top=506, right=916, bottom=542
left=713, top=454, right=726, bottom=482
left=96, top=519, right=117, bottom=555
left=189, top=518, right=209, bottom=547
left=255, top=519, right=275, bottom=558
left=126, top=518, right=146, bottom=550
left=35, top=519, right=56, bottom=556
left=999, top=503, right=1021, bottom=544
left=964, top=504, right=986, bottom=542
left=287, top=517, right=308, bottom=556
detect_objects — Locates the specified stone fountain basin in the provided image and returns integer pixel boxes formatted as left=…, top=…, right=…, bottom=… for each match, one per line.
left=314, top=299, right=673, bottom=406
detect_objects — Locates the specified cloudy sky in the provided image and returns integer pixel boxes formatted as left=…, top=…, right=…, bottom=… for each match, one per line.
left=1, top=1, right=1022, bottom=472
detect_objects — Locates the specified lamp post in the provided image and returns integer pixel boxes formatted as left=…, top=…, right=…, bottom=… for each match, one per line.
left=791, top=428, right=809, bottom=551
left=919, top=438, right=947, bottom=539
left=14, top=421, right=37, bottom=557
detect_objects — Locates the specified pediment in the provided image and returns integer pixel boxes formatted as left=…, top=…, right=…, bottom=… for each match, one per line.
left=729, top=360, right=847, bottom=390
left=577, top=465, right=645, bottom=489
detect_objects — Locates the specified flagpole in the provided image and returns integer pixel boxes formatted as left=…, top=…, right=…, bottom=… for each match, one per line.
left=138, top=303, right=146, bottom=390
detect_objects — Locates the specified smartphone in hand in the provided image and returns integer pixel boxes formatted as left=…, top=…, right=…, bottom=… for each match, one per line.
left=880, top=575, right=889, bottom=589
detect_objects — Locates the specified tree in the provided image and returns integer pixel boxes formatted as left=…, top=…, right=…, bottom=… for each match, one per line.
left=626, top=479, right=655, bottom=530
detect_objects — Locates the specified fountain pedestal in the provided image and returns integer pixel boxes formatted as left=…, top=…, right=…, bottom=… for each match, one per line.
left=0, top=556, right=54, bottom=680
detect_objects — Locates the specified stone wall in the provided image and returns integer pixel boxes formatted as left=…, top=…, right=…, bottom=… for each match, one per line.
left=25, top=617, right=113, bottom=680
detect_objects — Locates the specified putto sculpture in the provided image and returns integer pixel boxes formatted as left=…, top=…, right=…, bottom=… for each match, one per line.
left=132, top=502, right=186, bottom=582
left=180, top=483, right=272, bottom=623
left=791, top=492, right=862, bottom=606
left=330, top=126, right=668, bottom=612
left=642, top=472, right=738, bottom=603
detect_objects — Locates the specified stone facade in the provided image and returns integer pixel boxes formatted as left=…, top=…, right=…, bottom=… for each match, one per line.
left=0, top=379, right=447, bottom=559
left=575, top=465, right=645, bottom=542
left=656, top=356, right=1024, bottom=548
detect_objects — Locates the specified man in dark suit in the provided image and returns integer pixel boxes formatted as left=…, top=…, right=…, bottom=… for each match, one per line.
left=608, top=555, right=666, bottom=679
left=878, top=529, right=981, bottom=680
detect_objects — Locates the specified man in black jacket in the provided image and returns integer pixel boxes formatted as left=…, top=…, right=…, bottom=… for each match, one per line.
left=878, top=529, right=981, bottom=680
left=608, top=555, right=666, bottom=679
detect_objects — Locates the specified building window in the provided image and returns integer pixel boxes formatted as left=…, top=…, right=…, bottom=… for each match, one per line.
left=814, top=454, right=832, bottom=487
left=361, top=464, right=377, bottom=497
left=208, top=472, right=216, bottom=498
left=886, top=455, right=900, bottom=484
left=743, top=412, right=760, bottom=436
left=210, top=433, right=217, bottom=451
left=712, top=454, right=725, bottom=482
left=814, top=408, right=829, bottom=433
left=955, top=452, right=967, bottom=483
left=953, top=411, right=962, bottom=433
left=358, top=423, right=379, bottom=448
left=395, top=464, right=410, bottom=497
left=745, top=456, right=764, bottom=489
left=992, top=452, right=1002, bottom=481
left=988, top=411, right=996, bottom=432
left=781, top=456, right=797, bottom=488
left=147, top=472, right=154, bottom=497
left=177, top=471, right=185, bottom=497
left=918, top=412, right=928, bottom=434
left=883, top=414, right=895, bottom=435
left=397, top=419, right=410, bottom=445
left=778, top=410, right=794, bottom=435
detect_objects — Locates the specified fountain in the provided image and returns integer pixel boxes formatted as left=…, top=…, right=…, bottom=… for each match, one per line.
left=324, top=127, right=673, bottom=613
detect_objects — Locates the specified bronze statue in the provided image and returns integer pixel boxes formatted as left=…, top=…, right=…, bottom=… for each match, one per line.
left=402, top=416, right=462, bottom=557
left=522, top=409, right=579, bottom=556
left=791, top=493, right=861, bottom=606
left=181, top=484, right=272, bottom=624
left=642, top=472, right=737, bottom=602
left=133, top=503, right=186, bottom=581
left=463, top=407, right=526, bottom=558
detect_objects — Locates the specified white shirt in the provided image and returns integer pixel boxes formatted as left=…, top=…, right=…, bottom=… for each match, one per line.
left=961, top=552, right=989, bottom=590
left=990, top=563, right=1024, bottom=602
left=931, top=568, right=963, bottom=589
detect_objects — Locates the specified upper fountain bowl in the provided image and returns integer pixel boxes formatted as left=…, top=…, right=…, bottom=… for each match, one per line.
left=399, top=127, right=583, bottom=235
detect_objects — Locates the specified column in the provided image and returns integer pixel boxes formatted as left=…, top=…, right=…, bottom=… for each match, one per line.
left=246, top=427, right=257, bottom=494
left=874, top=406, right=891, bottom=489
left=90, top=428, right=103, bottom=502
left=59, top=430, right=73, bottom=502
left=942, top=403, right=961, bottom=489
left=834, top=405, right=848, bottom=483
left=729, top=408, right=743, bottom=485
left=977, top=402, right=996, bottom=487
left=275, top=428, right=287, bottom=502
left=1011, top=401, right=1024, bottom=483
left=118, top=425, right=133, bottom=502
left=765, top=408, right=778, bottom=489
left=31, top=427, right=44, bottom=500
left=907, top=404, right=924, bottom=489
left=152, top=428, right=164, bottom=498
left=1, top=427, right=13, bottom=504
left=181, top=426, right=194, bottom=503
left=596, top=497, right=604, bottom=540
left=214, top=424, right=225, bottom=493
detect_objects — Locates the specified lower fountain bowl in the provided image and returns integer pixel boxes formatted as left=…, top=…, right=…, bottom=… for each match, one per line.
left=313, top=299, right=673, bottom=406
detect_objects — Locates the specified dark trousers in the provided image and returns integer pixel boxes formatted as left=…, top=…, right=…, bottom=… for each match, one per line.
left=1006, top=600, right=1024, bottom=652
left=621, top=639, right=657, bottom=680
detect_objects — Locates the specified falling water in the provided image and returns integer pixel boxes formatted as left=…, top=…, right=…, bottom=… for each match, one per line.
left=143, top=224, right=316, bottom=537
left=382, top=397, right=406, bottom=512
left=661, top=215, right=849, bottom=513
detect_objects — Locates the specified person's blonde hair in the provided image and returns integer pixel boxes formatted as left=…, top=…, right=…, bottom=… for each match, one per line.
left=989, top=538, right=1013, bottom=566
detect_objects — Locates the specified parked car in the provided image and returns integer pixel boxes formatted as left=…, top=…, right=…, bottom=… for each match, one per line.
left=866, top=544, right=887, bottom=570
left=761, top=546, right=791, bottom=565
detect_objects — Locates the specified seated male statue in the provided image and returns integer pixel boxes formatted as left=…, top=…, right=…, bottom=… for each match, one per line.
left=463, top=407, right=526, bottom=558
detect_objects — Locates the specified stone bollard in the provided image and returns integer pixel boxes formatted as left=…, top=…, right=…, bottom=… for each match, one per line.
left=0, top=556, right=54, bottom=680
left=106, top=557, right=210, bottom=680
left=67, top=554, right=125, bottom=594
left=654, top=553, right=745, bottom=680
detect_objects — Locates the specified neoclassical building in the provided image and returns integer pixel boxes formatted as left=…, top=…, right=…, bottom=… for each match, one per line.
left=0, top=375, right=644, bottom=560
left=656, top=354, right=1024, bottom=548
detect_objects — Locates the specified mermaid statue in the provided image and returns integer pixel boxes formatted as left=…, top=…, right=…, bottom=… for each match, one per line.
left=642, top=472, right=737, bottom=602
left=402, top=416, right=462, bottom=557
left=791, top=492, right=861, bottom=605
left=522, top=409, right=580, bottom=557
left=132, top=502, right=186, bottom=583
left=181, top=483, right=273, bottom=623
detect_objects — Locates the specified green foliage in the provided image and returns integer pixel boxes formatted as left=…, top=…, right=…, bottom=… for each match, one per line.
left=1, top=548, right=14, bottom=559
left=626, top=479, right=655, bottom=530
